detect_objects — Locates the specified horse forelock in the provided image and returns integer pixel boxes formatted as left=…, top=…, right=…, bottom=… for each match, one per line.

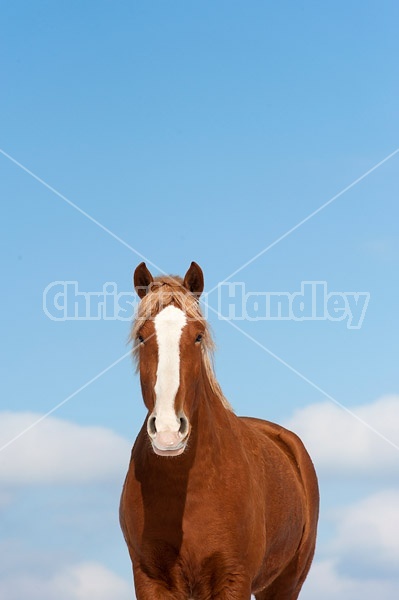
left=130, top=275, right=232, bottom=411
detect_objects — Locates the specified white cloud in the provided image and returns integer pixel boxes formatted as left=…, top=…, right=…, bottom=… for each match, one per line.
left=301, top=558, right=399, bottom=600
left=0, top=412, right=132, bottom=485
left=301, top=489, right=399, bottom=598
left=332, top=489, right=399, bottom=578
left=0, top=561, right=133, bottom=600
left=285, top=395, right=399, bottom=478
left=301, top=559, right=346, bottom=598
left=286, top=398, right=399, bottom=595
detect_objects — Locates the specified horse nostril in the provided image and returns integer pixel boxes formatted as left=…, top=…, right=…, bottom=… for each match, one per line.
left=179, top=416, right=189, bottom=436
left=148, top=415, right=157, bottom=436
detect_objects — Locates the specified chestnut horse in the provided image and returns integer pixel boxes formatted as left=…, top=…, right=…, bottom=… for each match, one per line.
left=120, top=262, right=319, bottom=600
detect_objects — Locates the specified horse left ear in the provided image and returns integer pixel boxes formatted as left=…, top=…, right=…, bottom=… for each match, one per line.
left=183, top=262, right=204, bottom=297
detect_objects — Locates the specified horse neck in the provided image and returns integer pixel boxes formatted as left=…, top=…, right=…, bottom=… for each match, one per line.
left=191, top=365, right=233, bottom=448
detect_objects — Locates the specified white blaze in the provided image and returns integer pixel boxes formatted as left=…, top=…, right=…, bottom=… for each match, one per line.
left=153, top=305, right=187, bottom=432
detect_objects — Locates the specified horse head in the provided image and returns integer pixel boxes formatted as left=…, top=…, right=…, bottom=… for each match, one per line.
left=132, top=261, right=209, bottom=456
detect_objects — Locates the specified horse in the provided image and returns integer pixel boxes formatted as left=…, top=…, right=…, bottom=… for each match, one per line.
left=120, top=262, right=319, bottom=600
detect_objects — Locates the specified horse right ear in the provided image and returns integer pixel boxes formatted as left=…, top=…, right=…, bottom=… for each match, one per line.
left=134, top=262, right=154, bottom=298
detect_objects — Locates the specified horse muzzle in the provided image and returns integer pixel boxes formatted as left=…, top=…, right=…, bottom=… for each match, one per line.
left=147, top=413, right=190, bottom=456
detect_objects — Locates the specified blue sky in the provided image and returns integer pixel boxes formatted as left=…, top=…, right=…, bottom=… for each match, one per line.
left=1, top=2, right=399, bottom=598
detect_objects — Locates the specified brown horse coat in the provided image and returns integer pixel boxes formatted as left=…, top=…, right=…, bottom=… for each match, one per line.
left=120, top=263, right=319, bottom=600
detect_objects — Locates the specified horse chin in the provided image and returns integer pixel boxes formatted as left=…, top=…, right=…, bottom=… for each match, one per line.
left=152, top=443, right=186, bottom=457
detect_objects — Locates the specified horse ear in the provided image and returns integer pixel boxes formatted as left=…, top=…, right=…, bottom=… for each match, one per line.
left=183, top=262, right=204, bottom=297
left=134, top=262, right=154, bottom=298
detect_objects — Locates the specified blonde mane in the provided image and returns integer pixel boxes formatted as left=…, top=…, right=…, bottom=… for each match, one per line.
left=130, top=275, right=232, bottom=411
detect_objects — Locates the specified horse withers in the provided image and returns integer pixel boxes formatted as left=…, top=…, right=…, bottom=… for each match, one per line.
left=120, top=262, right=319, bottom=599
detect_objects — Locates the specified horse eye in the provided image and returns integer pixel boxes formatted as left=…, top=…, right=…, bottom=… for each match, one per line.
left=195, top=334, right=203, bottom=343
left=138, top=335, right=145, bottom=344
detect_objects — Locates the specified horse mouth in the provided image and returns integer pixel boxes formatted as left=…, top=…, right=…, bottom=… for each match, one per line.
left=152, top=443, right=186, bottom=457
left=151, top=434, right=188, bottom=457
